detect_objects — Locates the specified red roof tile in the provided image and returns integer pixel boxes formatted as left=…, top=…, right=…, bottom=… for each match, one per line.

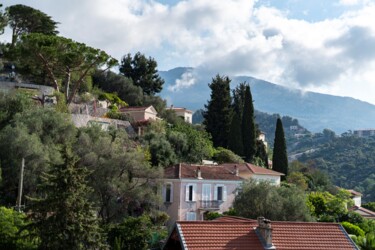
left=164, top=216, right=358, bottom=250
left=349, top=206, right=375, bottom=219
left=164, top=164, right=243, bottom=181
left=347, top=189, right=362, bottom=196
left=221, top=163, right=284, bottom=176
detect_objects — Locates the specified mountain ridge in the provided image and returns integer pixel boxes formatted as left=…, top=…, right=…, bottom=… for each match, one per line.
left=159, top=67, right=375, bottom=133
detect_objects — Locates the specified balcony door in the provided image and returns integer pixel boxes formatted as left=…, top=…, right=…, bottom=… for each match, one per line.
left=202, top=184, right=211, bottom=208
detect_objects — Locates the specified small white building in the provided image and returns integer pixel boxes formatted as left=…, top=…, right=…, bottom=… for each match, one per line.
left=166, top=106, right=193, bottom=124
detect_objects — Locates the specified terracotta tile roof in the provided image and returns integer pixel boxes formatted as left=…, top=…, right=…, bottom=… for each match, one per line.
left=221, top=163, right=284, bottom=176
left=167, top=107, right=193, bottom=113
left=164, top=164, right=243, bottom=181
left=347, top=189, right=362, bottom=196
left=119, top=106, right=150, bottom=111
left=349, top=206, right=375, bottom=219
left=163, top=216, right=358, bottom=250
left=176, top=221, right=264, bottom=250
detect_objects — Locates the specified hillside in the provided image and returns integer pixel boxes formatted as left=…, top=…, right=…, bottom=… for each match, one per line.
left=159, top=67, right=375, bottom=133
left=296, top=135, right=375, bottom=202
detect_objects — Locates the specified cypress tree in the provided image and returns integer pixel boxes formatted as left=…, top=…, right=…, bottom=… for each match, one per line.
left=27, top=147, right=106, bottom=249
left=203, top=75, right=232, bottom=148
left=272, top=118, right=288, bottom=180
left=242, top=85, right=257, bottom=162
left=255, top=139, right=269, bottom=168
left=228, top=112, right=243, bottom=156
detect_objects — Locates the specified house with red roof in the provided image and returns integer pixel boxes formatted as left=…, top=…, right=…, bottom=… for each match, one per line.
left=161, top=163, right=283, bottom=226
left=163, top=216, right=359, bottom=250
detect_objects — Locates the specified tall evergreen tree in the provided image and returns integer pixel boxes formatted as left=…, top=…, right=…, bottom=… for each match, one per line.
left=255, top=140, right=269, bottom=168
left=228, top=112, right=243, bottom=156
left=272, top=118, right=288, bottom=180
left=27, top=147, right=106, bottom=249
left=242, top=85, right=257, bottom=162
left=203, top=75, right=232, bottom=148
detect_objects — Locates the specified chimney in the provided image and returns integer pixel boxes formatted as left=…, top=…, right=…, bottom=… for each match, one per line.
left=256, top=217, right=275, bottom=249
left=234, top=165, right=239, bottom=176
left=196, top=167, right=202, bottom=179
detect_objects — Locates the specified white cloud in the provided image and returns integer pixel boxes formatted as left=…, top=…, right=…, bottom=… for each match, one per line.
left=2, top=0, right=375, bottom=104
left=168, top=71, right=197, bottom=92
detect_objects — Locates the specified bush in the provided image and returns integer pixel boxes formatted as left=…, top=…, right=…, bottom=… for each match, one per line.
left=204, top=212, right=222, bottom=220
left=341, top=221, right=365, bottom=237
left=213, top=147, right=244, bottom=164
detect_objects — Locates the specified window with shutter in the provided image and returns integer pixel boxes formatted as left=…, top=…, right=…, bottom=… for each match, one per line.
left=185, top=183, right=196, bottom=202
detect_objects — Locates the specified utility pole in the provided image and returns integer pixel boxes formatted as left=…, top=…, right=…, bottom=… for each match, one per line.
left=16, top=158, right=25, bottom=212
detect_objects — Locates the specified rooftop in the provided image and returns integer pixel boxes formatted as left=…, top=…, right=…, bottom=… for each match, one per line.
left=164, top=216, right=358, bottom=250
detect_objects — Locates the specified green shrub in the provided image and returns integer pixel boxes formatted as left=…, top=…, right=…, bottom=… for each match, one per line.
left=341, top=221, right=365, bottom=237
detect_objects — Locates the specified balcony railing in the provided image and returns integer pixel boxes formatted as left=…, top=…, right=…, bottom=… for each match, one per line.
left=199, top=200, right=221, bottom=210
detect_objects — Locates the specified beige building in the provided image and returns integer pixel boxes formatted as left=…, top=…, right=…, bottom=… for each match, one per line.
left=166, top=106, right=193, bottom=123
left=161, top=163, right=283, bottom=226
left=119, top=105, right=159, bottom=122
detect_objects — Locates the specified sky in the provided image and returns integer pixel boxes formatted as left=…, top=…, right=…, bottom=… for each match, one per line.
left=1, top=0, right=375, bottom=104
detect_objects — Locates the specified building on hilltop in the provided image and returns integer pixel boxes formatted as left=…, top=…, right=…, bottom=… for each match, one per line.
left=353, top=129, right=375, bottom=137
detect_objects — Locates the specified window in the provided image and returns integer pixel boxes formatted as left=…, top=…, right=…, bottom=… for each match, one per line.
left=163, top=183, right=173, bottom=203
left=214, top=184, right=227, bottom=201
left=185, top=184, right=196, bottom=202
left=186, top=212, right=196, bottom=221
left=217, top=186, right=223, bottom=201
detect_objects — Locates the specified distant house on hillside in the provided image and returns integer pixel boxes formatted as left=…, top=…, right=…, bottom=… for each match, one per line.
left=70, top=114, right=135, bottom=135
left=161, top=163, right=283, bottom=226
left=119, top=105, right=159, bottom=122
left=353, top=129, right=375, bottom=137
left=166, top=106, right=193, bottom=124
left=163, top=216, right=359, bottom=250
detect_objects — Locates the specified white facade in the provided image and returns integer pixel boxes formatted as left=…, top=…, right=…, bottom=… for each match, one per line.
left=162, top=179, right=241, bottom=227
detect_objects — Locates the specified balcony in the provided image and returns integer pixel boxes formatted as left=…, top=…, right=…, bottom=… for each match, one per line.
left=199, top=200, right=221, bottom=210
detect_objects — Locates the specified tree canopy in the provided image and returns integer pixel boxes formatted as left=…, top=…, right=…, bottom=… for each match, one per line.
left=272, top=118, right=288, bottom=179
left=242, top=85, right=257, bottom=162
left=5, top=4, right=59, bottom=46
left=203, top=75, right=232, bottom=148
left=13, top=33, right=117, bottom=103
left=119, top=52, right=164, bottom=95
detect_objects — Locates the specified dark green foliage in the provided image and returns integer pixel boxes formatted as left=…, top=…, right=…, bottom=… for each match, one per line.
left=363, top=202, right=375, bottom=212
left=228, top=112, right=243, bottom=156
left=75, top=126, right=162, bottom=223
left=255, top=140, right=268, bottom=168
left=92, top=70, right=144, bottom=106
left=107, top=215, right=152, bottom=250
left=0, top=108, right=76, bottom=205
left=170, top=121, right=215, bottom=163
left=242, top=85, right=257, bottom=162
left=27, top=148, right=107, bottom=249
left=272, top=118, right=288, bottom=179
left=352, top=233, right=375, bottom=250
left=204, top=212, right=222, bottom=221
left=233, top=179, right=312, bottom=221
left=0, top=206, right=38, bottom=249
left=119, top=52, right=164, bottom=95
left=213, top=147, right=244, bottom=164
left=341, top=222, right=365, bottom=237
left=0, top=4, right=7, bottom=35
left=0, top=92, right=33, bottom=130
left=203, top=75, right=232, bottom=148
left=6, top=4, right=59, bottom=46
left=298, top=136, right=375, bottom=202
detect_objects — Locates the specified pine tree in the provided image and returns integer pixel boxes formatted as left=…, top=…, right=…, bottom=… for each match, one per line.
left=203, top=75, right=233, bottom=148
left=27, top=147, right=106, bottom=250
left=242, top=85, right=257, bottom=162
left=272, top=118, right=288, bottom=180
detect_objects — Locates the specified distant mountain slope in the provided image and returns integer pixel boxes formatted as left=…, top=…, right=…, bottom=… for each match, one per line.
left=159, top=67, right=375, bottom=133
